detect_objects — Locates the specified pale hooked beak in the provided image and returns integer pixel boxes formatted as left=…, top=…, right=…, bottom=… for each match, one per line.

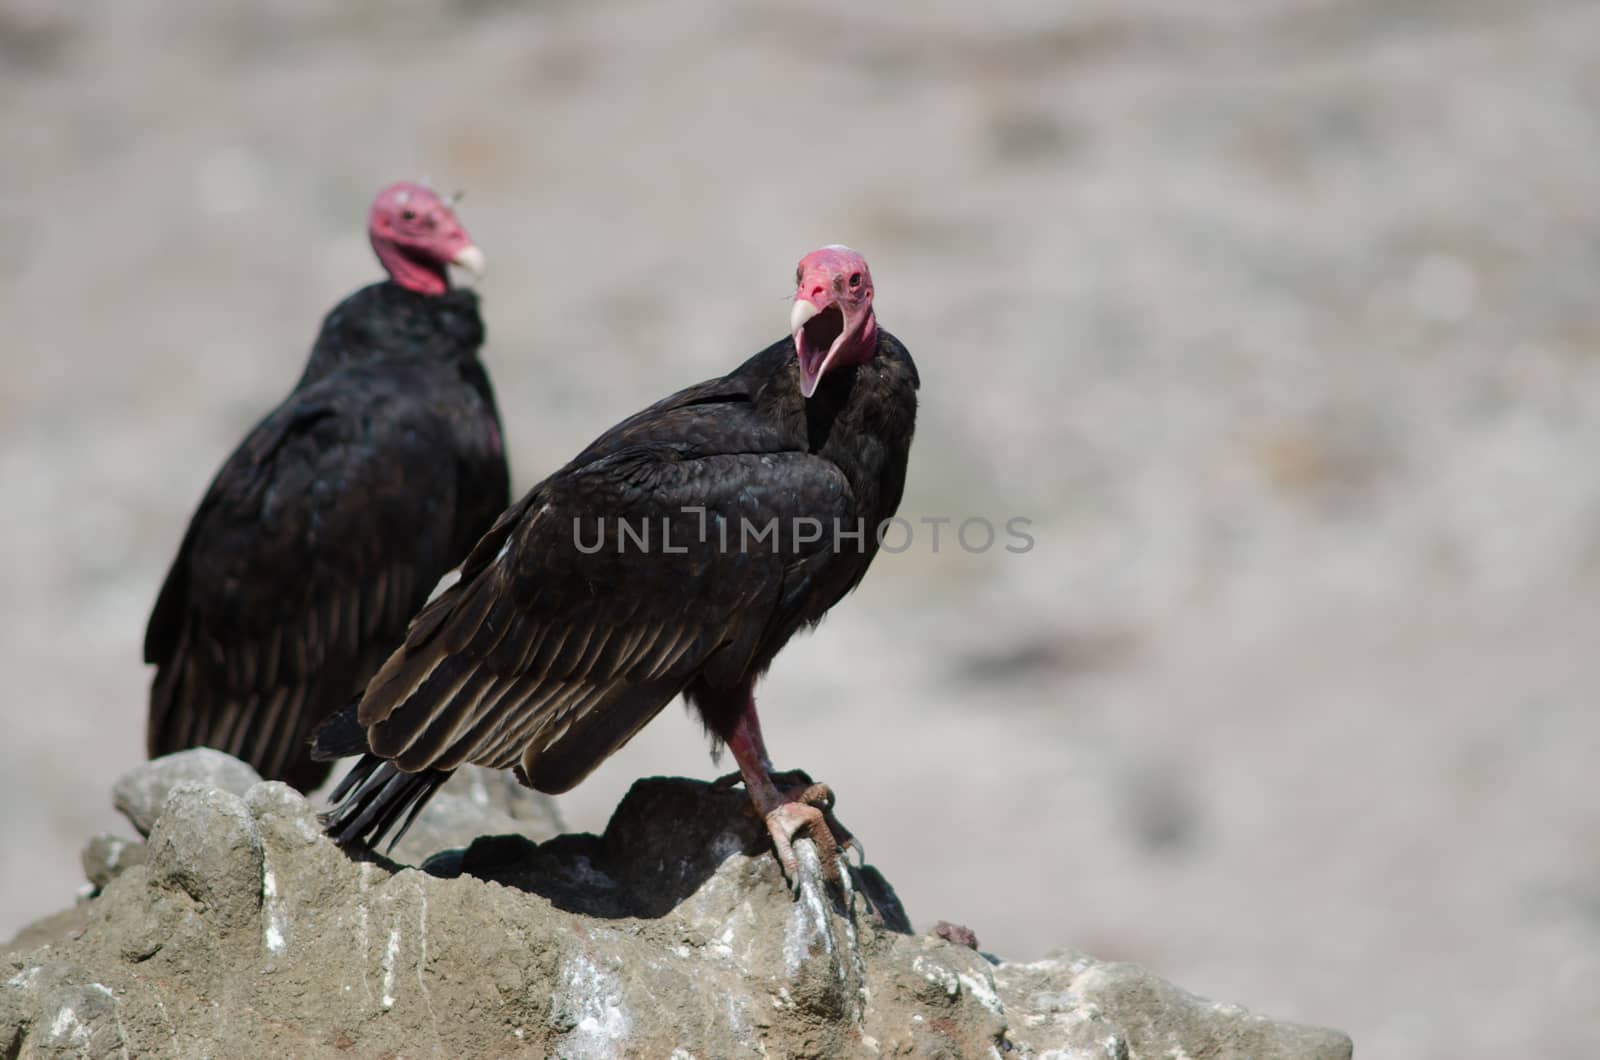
left=790, top=297, right=820, bottom=336
left=791, top=296, right=846, bottom=399
left=450, top=244, right=486, bottom=277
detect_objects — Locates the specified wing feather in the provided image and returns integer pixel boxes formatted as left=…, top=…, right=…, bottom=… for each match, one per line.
left=343, top=416, right=861, bottom=804
left=145, top=369, right=504, bottom=791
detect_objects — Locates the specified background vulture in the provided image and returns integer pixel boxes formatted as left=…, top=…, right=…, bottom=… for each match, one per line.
left=144, top=182, right=510, bottom=792
left=320, top=245, right=918, bottom=884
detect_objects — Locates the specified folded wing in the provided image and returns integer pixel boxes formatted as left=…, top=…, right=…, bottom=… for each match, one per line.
left=146, top=380, right=465, bottom=789
left=355, top=442, right=856, bottom=795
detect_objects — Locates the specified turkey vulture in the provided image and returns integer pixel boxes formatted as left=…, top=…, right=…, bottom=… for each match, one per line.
left=318, top=245, right=918, bottom=885
left=144, top=182, right=510, bottom=792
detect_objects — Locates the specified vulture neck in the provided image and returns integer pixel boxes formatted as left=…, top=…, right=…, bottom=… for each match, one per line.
left=800, top=336, right=878, bottom=454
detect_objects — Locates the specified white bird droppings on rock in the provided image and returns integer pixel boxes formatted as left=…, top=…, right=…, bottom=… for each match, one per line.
left=6, top=966, right=41, bottom=989
left=781, top=841, right=835, bottom=978
left=552, top=954, right=630, bottom=1060
left=913, top=955, right=961, bottom=998
left=960, top=969, right=1005, bottom=1016
left=380, top=929, right=401, bottom=1010
left=261, top=864, right=287, bottom=955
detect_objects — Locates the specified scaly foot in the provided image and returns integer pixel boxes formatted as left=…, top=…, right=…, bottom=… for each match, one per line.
left=713, top=769, right=859, bottom=888
left=764, top=798, right=840, bottom=887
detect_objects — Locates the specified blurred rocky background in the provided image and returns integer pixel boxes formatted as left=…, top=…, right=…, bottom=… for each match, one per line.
left=2, top=1, right=1598, bottom=1057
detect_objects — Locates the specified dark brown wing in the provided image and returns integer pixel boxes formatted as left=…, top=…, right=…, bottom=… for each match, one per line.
left=146, top=370, right=490, bottom=790
left=354, top=442, right=857, bottom=796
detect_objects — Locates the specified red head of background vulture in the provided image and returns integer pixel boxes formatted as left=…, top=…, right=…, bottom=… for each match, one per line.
left=316, top=244, right=919, bottom=889
left=144, top=181, right=509, bottom=791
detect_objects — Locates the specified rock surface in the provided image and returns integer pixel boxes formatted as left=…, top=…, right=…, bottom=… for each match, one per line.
left=1, top=757, right=1349, bottom=1059
left=111, top=748, right=263, bottom=837
left=98, top=751, right=565, bottom=888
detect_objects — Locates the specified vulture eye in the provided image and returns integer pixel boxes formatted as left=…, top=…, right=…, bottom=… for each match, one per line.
left=848, top=272, right=862, bottom=288
left=795, top=267, right=803, bottom=285
left=401, top=208, right=417, bottom=222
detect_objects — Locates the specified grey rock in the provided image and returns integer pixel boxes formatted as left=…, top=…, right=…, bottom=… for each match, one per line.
left=79, top=833, right=146, bottom=890
left=143, top=781, right=263, bottom=937
left=0, top=962, right=124, bottom=1060
left=995, top=950, right=1354, bottom=1060
left=29, top=983, right=126, bottom=1060
left=111, top=749, right=262, bottom=837
left=2, top=774, right=1351, bottom=1059
left=1074, top=955, right=1353, bottom=1059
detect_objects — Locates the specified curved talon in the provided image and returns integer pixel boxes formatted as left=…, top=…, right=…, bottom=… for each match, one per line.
left=821, top=808, right=854, bottom=850
left=765, top=800, right=842, bottom=890
left=783, top=783, right=855, bottom=855
left=717, top=763, right=859, bottom=894
left=777, top=780, right=862, bottom=869
left=841, top=830, right=866, bottom=868
left=787, top=781, right=835, bottom=813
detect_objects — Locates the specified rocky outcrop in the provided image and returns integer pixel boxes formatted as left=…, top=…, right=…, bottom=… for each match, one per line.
left=1, top=754, right=1352, bottom=1058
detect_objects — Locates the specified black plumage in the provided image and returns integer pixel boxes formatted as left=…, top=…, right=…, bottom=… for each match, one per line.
left=146, top=199, right=508, bottom=792
left=321, top=248, right=916, bottom=873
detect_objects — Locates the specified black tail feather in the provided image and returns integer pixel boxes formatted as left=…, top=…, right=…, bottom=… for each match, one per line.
left=321, top=753, right=451, bottom=851
left=310, top=698, right=368, bottom=761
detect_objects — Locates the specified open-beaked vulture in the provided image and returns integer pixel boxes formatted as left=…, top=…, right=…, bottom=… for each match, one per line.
left=319, top=245, right=917, bottom=884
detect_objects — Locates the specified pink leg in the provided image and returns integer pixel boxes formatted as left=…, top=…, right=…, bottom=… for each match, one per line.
left=726, top=696, right=775, bottom=780
left=721, top=692, right=850, bottom=887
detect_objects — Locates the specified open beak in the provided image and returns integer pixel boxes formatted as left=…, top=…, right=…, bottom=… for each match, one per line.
left=791, top=296, right=848, bottom=398
left=450, top=244, right=486, bottom=278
